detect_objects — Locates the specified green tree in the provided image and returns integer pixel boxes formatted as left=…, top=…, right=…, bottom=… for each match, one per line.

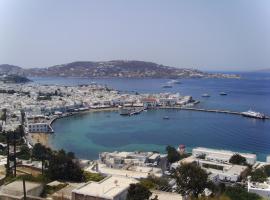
left=127, top=183, right=152, bottom=200
left=32, top=143, right=51, bottom=160
left=225, top=186, right=262, bottom=200
left=18, top=145, right=31, bottom=160
left=140, top=175, right=170, bottom=190
left=172, top=163, right=209, bottom=197
left=263, top=165, right=270, bottom=177
left=46, top=149, right=84, bottom=182
left=166, top=145, right=180, bottom=163
left=251, top=168, right=267, bottom=183
left=1, top=108, right=7, bottom=122
left=229, top=154, right=247, bottom=165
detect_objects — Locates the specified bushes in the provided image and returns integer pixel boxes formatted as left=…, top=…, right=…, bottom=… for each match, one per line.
left=83, top=171, right=105, bottom=182
left=229, top=154, right=247, bottom=165
left=224, top=186, right=262, bottom=200
left=251, top=168, right=268, bottom=183
left=46, top=149, right=84, bottom=182
left=140, top=175, right=170, bottom=190
left=127, top=183, right=152, bottom=200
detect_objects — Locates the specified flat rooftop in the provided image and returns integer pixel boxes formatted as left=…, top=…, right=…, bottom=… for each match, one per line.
left=151, top=190, right=183, bottom=200
left=73, top=176, right=138, bottom=199
left=0, top=181, right=42, bottom=196
left=193, top=147, right=256, bottom=159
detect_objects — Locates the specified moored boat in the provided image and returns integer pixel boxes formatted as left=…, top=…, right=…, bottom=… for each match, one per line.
left=162, top=84, right=173, bottom=88
left=241, top=110, right=266, bottom=119
left=202, top=93, right=210, bottom=97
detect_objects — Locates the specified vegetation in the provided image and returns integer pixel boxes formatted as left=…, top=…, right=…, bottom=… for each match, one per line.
left=166, top=145, right=180, bottom=163
left=229, top=154, right=247, bottom=165
left=172, top=163, right=210, bottom=197
left=224, top=186, right=262, bottom=200
left=17, top=145, right=31, bottom=160
left=42, top=183, right=68, bottom=197
left=251, top=168, right=268, bottom=183
left=127, top=183, right=152, bottom=200
left=140, top=175, right=170, bottom=190
left=32, top=143, right=52, bottom=160
left=264, top=165, right=270, bottom=177
left=83, top=171, right=105, bottom=182
left=46, top=149, right=84, bottom=182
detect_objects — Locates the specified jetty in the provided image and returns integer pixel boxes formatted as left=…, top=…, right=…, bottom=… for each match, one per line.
left=178, top=107, right=270, bottom=119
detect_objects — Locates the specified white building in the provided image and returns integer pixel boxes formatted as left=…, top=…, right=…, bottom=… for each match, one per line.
left=27, top=122, right=53, bottom=133
left=198, top=159, right=248, bottom=182
left=248, top=181, right=270, bottom=199
left=72, top=175, right=138, bottom=200
left=141, top=98, right=157, bottom=109
left=192, top=147, right=257, bottom=165
left=267, top=156, right=270, bottom=163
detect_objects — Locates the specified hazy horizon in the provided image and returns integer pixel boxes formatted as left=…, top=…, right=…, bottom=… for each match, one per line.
left=1, top=0, right=270, bottom=71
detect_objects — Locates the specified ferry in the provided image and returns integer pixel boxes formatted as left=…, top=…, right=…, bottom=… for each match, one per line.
left=163, top=116, right=170, bottom=120
left=202, top=93, right=210, bottom=97
left=241, top=110, right=266, bottom=119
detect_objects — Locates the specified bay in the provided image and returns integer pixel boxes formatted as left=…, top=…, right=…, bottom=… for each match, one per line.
left=30, top=72, right=270, bottom=160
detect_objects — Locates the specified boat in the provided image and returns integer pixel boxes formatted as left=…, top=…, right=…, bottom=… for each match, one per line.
left=162, top=84, right=173, bottom=88
left=119, top=107, right=144, bottom=116
left=119, top=107, right=134, bottom=115
left=168, top=80, right=181, bottom=84
left=202, top=94, right=210, bottom=97
left=241, top=110, right=266, bottom=119
left=220, top=92, right=227, bottom=96
left=163, top=116, right=170, bottom=120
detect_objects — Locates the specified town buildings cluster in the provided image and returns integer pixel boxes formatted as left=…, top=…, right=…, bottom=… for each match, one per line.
left=0, top=81, right=269, bottom=199
left=0, top=82, right=194, bottom=135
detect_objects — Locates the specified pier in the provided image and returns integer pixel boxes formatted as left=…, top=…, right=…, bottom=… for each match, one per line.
left=176, top=107, right=270, bottom=119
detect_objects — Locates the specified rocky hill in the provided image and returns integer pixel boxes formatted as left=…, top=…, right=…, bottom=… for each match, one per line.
left=0, top=60, right=240, bottom=79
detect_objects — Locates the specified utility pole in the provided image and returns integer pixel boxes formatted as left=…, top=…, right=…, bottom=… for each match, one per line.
left=23, top=178, right=26, bottom=200
left=13, top=131, right=16, bottom=177
left=6, top=133, right=10, bottom=176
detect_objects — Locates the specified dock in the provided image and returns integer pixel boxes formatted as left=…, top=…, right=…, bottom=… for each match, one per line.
left=177, top=107, right=270, bottom=120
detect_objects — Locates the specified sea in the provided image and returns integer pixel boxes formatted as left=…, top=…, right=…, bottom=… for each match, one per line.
left=30, top=72, right=270, bottom=161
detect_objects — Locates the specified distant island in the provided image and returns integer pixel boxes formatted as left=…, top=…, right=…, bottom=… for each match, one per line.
left=0, top=74, right=31, bottom=83
left=0, top=60, right=240, bottom=79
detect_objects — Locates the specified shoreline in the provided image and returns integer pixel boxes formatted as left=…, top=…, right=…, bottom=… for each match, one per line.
left=27, top=106, right=269, bottom=160
left=28, top=107, right=120, bottom=148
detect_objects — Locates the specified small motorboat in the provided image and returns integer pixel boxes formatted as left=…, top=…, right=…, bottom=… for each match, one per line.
left=202, top=93, right=210, bottom=97
left=163, top=116, right=170, bottom=120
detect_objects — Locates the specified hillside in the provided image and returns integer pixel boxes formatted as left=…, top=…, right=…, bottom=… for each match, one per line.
left=0, top=60, right=240, bottom=79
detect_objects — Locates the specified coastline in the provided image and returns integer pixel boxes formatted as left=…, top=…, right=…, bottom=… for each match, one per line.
left=28, top=107, right=120, bottom=148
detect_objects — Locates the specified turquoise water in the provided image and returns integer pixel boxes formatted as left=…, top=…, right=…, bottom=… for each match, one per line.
left=31, top=73, right=270, bottom=161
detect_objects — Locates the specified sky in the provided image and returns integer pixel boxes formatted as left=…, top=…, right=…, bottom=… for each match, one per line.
left=0, top=0, right=269, bottom=71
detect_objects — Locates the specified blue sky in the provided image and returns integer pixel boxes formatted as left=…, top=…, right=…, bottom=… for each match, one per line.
left=0, top=0, right=269, bottom=71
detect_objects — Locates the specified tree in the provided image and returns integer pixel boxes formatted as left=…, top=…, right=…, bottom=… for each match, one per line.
left=263, top=165, right=270, bottom=177
left=225, top=186, right=261, bottom=200
left=127, top=183, right=152, bottom=200
left=166, top=145, right=180, bottom=163
left=172, top=163, right=209, bottom=197
left=1, top=108, right=7, bottom=122
left=251, top=168, right=267, bottom=183
left=46, top=149, right=84, bottom=182
left=18, top=145, right=31, bottom=160
left=32, top=143, right=51, bottom=160
left=229, top=154, right=247, bottom=165
left=140, top=175, right=170, bottom=190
